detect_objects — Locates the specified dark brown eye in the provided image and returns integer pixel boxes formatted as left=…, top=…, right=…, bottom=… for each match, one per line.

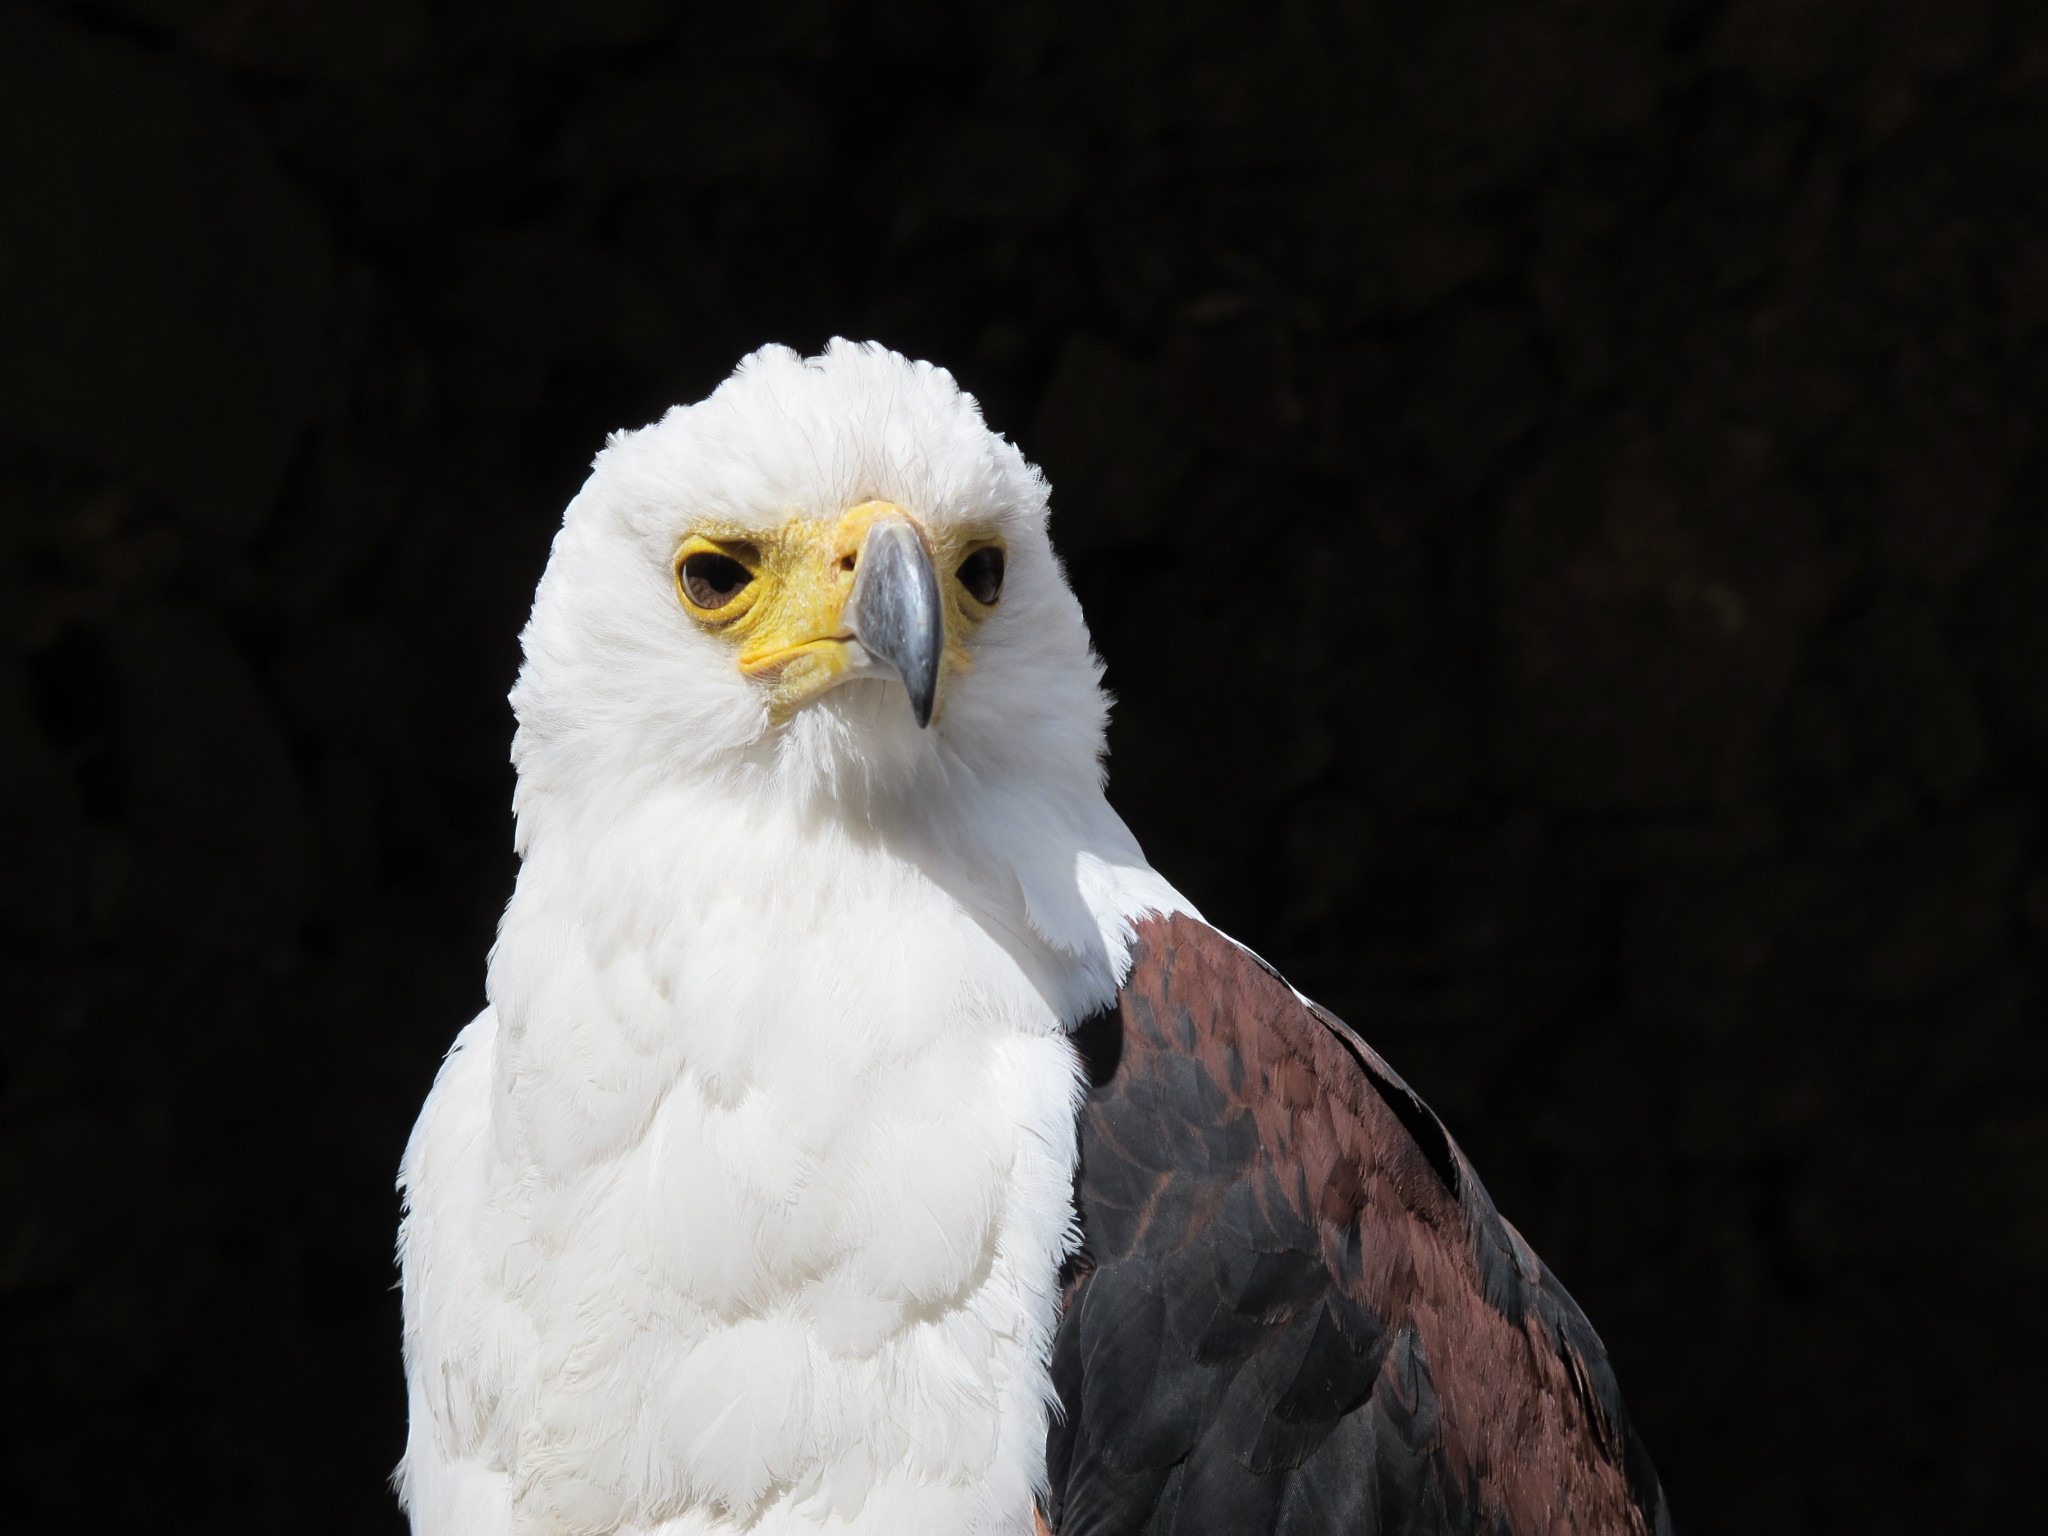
left=957, top=546, right=1005, bottom=606
left=679, top=550, right=753, bottom=611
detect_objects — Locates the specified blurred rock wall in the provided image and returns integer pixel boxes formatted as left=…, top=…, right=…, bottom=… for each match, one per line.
left=2, top=1, right=2043, bottom=1530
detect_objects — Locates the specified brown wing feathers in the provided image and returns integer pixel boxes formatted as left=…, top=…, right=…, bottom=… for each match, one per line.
left=1043, top=913, right=1670, bottom=1536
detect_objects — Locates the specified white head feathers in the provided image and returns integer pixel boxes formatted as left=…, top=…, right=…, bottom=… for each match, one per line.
left=501, top=339, right=1175, bottom=1001
left=512, top=341, right=1105, bottom=824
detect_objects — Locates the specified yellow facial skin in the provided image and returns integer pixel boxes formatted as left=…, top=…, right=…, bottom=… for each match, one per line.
left=673, top=501, right=1001, bottom=723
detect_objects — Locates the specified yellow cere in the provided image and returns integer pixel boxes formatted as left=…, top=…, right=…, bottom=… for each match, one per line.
left=673, top=500, right=1001, bottom=722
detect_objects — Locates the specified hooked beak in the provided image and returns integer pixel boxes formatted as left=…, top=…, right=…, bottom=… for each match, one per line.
left=846, top=512, right=943, bottom=729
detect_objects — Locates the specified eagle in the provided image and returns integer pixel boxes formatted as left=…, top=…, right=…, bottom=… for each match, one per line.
left=397, top=340, right=1671, bottom=1536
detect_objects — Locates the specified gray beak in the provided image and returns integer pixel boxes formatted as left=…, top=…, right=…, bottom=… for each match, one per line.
left=847, top=513, right=943, bottom=728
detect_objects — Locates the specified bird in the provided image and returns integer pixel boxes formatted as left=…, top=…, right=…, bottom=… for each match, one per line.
left=396, top=339, right=1671, bottom=1536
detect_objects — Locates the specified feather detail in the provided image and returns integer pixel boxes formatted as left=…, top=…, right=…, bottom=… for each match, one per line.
left=1045, top=914, right=1672, bottom=1536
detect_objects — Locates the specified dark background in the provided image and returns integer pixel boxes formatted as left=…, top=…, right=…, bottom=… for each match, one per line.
left=3, top=0, right=2044, bottom=1530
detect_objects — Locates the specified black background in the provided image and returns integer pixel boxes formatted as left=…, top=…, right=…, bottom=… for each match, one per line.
left=3, top=1, right=2045, bottom=1531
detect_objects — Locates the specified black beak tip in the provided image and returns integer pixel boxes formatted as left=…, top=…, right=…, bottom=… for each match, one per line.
left=904, top=645, right=939, bottom=728
left=905, top=626, right=941, bottom=728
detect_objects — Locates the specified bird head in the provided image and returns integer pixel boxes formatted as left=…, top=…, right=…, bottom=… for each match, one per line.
left=507, top=340, right=1112, bottom=837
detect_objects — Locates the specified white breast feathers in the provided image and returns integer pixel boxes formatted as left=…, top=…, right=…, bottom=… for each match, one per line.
left=396, top=783, right=1177, bottom=1536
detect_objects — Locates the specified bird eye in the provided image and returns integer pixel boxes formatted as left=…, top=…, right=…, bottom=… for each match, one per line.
left=957, top=546, right=1005, bottom=606
left=679, top=550, right=754, bottom=611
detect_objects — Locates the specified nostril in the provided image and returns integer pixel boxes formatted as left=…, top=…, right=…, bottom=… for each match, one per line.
left=840, top=553, right=857, bottom=572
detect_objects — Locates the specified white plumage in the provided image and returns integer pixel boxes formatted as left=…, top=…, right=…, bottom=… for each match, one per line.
left=397, top=341, right=1188, bottom=1536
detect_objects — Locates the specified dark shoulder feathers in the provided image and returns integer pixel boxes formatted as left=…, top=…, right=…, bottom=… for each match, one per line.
left=1043, top=912, right=1671, bottom=1536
